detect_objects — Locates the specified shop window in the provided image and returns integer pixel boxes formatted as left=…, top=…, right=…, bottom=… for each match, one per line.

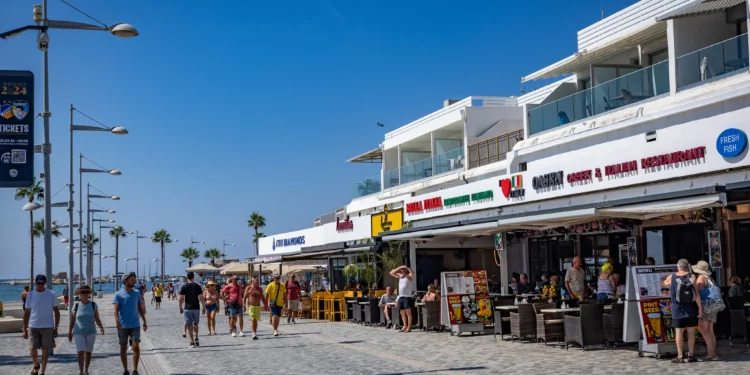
left=330, top=258, right=348, bottom=291
left=645, top=229, right=665, bottom=265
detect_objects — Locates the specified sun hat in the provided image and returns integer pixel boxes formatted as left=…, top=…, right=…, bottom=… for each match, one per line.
left=74, top=285, right=92, bottom=295
left=206, top=280, right=216, bottom=286
left=601, top=263, right=613, bottom=272
left=691, top=260, right=712, bottom=276
left=121, top=271, right=136, bottom=283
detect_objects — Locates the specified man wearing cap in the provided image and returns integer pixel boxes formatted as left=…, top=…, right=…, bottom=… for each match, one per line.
left=23, top=274, right=60, bottom=375
left=265, top=273, right=286, bottom=336
left=180, top=272, right=206, bottom=347
left=113, top=272, right=147, bottom=375
left=221, top=275, right=244, bottom=337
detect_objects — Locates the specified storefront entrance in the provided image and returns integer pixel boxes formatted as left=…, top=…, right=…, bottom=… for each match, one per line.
left=528, top=236, right=561, bottom=284
left=733, top=221, right=750, bottom=277
left=644, top=224, right=708, bottom=266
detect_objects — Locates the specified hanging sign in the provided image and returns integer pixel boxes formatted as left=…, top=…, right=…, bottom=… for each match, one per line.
left=0, top=70, right=34, bottom=188
left=371, top=208, right=404, bottom=237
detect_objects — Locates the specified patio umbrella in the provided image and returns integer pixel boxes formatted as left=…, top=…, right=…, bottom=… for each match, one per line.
left=185, top=262, right=219, bottom=273
left=220, top=262, right=252, bottom=275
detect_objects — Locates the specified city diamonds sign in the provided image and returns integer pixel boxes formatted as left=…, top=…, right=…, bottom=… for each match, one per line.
left=0, top=70, right=34, bottom=188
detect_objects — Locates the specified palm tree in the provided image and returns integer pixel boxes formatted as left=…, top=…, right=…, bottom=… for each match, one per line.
left=31, top=219, right=62, bottom=286
left=152, top=229, right=172, bottom=284
left=180, top=247, right=200, bottom=267
left=203, top=248, right=223, bottom=267
left=15, top=177, right=44, bottom=287
left=109, top=226, right=128, bottom=289
left=82, top=234, right=99, bottom=284
left=247, top=212, right=266, bottom=257
left=252, top=232, right=265, bottom=251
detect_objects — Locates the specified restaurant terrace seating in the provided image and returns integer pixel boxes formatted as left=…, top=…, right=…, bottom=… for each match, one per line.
left=422, top=300, right=442, bottom=332
left=726, top=296, right=749, bottom=346
left=510, top=303, right=537, bottom=342
left=535, top=302, right=563, bottom=346
left=603, top=303, right=625, bottom=346
left=565, top=303, right=606, bottom=350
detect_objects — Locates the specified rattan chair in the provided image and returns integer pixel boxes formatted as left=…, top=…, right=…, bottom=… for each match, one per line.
left=422, top=300, right=442, bottom=332
left=510, top=303, right=537, bottom=342
left=535, top=302, right=564, bottom=346
left=603, top=303, right=625, bottom=346
left=565, top=303, right=606, bottom=350
left=726, top=297, right=749, bottom=346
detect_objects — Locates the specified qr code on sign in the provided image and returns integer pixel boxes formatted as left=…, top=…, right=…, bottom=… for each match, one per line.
left=11, top=149, right=26, bottom=164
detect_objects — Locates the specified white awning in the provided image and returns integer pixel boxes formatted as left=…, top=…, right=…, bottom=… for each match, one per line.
left=599, top=194, right=725, bottom=220
left=381, top=221, right=500, bottom=241
left=347, top=147, right=382, bottom=163
left=495, top=208, right=600, bottom=231
left=522, top=22, right=666, bottom=82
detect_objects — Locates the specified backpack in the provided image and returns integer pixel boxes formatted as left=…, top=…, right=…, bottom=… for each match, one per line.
left=674, top=274, right=695, bottom=304
left=73, top=301, right=97, bottom=313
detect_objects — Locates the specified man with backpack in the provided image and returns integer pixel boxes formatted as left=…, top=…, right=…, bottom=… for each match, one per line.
left=663, top=259, right=702, bottom=363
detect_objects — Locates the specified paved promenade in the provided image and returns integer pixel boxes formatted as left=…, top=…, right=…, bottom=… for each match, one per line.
left=1, top=295, right=749, bottom=374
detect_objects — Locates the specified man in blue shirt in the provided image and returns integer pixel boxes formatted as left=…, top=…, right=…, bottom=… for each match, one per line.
left=113, top=272, right=147, bottom=375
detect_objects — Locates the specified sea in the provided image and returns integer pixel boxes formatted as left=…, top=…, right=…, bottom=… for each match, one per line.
left=0, top=280, right=154, bottom=303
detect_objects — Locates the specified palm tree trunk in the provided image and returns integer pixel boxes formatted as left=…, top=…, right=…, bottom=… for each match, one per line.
left=160, top=242, right=165, bottom=286
left=29, top=211, right=34, bottom=288
left=115, top=237, right=119, bottom=290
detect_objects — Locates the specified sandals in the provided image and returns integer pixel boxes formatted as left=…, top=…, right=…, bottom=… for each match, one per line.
left=671, top=357, right=683, bottom=363
left=32, top=365, right=40, bottom=375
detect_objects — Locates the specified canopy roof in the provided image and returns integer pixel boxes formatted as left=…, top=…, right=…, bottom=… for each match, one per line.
left=347, top=147, right=382, bottom=163
left=185, top=262, right=219, bottom=273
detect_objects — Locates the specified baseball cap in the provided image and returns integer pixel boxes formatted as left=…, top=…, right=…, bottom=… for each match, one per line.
left=35, top=274, right=47, bottom=284
left=273, top=273, right=280, bottom=279
left=121, top=271, right=136, bottom=283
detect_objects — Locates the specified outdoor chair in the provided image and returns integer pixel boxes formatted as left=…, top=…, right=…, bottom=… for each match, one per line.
left=565, top=303, right=606, bottom=350
left=493, top=298, right=514, bottom=340
left=603, top=303, right=625, bottom=346
left=535, top=302, right=564, bottom=346
left=726, top=296, right=749, bottom=346
left=364, top=298, right=381, bottom=326
left=510, top=303, right=537, bottom=342
left=422, top=300, right=442, bottom=332
left=352, top=299, right=363, bottom=324
left=391, top=305, right=401, bottom=329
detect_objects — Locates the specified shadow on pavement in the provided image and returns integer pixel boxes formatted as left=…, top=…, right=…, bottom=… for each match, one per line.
left=379, top=366, right=487, bottom=375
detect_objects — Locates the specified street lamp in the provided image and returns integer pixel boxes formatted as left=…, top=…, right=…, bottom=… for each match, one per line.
left=85, top=181, right=119, bottom=286
left=150, top=258, right=162, bottom=279
left=134, top=231, right=151, bottom=283
left=124, top=258, right=136, bottom=273
left=222, top=240, right=235, bottom=260
left=1, top=1, right=138, bottom=313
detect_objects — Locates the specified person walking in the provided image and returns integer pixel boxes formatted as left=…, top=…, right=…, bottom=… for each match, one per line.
left=565, top=257, right=587, bottom=300
left=265, top=273, right=286, bottom=337
left=68, top=285, right=105, bottom=375
left=597, top=263, right=616, bottom=300
left=693, top=260, right=719, bottom=361
left=153, top=283, right=163, bottom=310
left=663, top=259, right=702, bottom=363
left=179, top=272, right=206, bottom=347
left=22, top=274, right=60, bottom=375
left=221, top=275, right=244, bottom=337
left=150, top=284, right=156, bottom=305
left=113, top=272, right=147, bottom=375
left=243, top=276, right=265, bottom=340
left=390, top=265, right=415, bottom=333
left=203, top=280, right=220, bottom=335
left=21, top=285, right=30, bottom=308
left=286, top=274, right=301, bottom=324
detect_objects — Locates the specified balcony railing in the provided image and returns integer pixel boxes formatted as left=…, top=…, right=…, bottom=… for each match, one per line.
left=383, top=147, right=464, bottom=189
left=353, top=176, right=381, bottom=197
left=467, top=129, right=524, bottom=169
left=677, top=33, right=748, bottom=89
left=528, top=60, right=670, bottom=135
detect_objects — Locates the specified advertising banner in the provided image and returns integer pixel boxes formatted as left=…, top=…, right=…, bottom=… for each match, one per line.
left=442, top=270, right=493, bottom=327
left=639, top=298, right=675, bottom=344
left=708, top=230, right=722, bottom=268
left=0, top=70, right=34, bottom=188
left=371, top=208, right=403, bottom=237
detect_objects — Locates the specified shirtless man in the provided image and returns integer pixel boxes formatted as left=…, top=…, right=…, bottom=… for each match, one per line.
left=243, top=277, right=265, bottom=340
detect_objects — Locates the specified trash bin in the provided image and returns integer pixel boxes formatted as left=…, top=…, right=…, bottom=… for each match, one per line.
left=97, top=290, right=103, bottom=298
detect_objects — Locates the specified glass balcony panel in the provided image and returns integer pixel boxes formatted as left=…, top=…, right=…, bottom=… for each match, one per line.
left=353, top=177, right=381, bottom=197
left=383, top=169, right=399, bottom=189
left=528, top=106, right=544, bottom=134
left=677, top=33, right=749, bottom=89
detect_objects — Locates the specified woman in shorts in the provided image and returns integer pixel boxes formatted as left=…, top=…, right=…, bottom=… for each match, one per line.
left=203, top=280, right=221, bottom=335
left=67, top=285, right=104, bottom=375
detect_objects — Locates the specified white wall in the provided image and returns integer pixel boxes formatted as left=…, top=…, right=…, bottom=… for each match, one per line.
left=672, top=12, right=738, bottom=57
left=465, top=106, right=524, bottom=144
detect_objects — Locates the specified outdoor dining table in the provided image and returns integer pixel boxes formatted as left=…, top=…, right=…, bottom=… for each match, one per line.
left=346, top=300, right=357, bottom=321
left=540, top=307, right=580, bottom=314
left=415, top=302, right=425, bottom=330
left=495, top=305, right=519, bottom=311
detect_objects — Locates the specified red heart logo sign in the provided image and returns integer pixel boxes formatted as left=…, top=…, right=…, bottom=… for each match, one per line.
left=500, top=179, right=511, bottom=198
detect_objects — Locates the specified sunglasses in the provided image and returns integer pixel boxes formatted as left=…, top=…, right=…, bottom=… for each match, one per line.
left=79, top=291, right=91, bottom=295
left=35, top=282, right=45, bottom=285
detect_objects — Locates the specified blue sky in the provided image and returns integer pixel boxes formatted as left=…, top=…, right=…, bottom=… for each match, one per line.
left=0, top=0, right=635, bottom=278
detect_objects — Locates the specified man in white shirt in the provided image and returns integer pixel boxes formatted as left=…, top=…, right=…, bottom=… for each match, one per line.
left=23, top=274, right=61, bottom=375
left=390, top=265, right=415, bottom=333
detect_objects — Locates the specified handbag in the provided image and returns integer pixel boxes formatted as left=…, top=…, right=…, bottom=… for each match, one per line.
left=700, top=277, right=725, bottom=314
left=269, top=282, right=282, bottom=309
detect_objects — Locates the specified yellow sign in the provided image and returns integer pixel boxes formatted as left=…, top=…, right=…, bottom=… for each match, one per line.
left=371, top=209, right=404, bottom=237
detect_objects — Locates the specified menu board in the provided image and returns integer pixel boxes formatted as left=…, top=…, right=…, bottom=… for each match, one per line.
left=640, top=298, right=675, bottom=344
left=442, top=270, right=493, bottom=326
left=635, top=266, right=676, bottom=299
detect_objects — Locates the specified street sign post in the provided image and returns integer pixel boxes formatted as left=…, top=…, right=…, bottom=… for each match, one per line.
left=0, top=70, right=34, bottom=188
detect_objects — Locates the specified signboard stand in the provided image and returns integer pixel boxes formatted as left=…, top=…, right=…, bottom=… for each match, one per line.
left=440, top=270, right=493, bottom=336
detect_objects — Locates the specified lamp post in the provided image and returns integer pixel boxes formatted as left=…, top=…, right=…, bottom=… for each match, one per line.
left=69, top=105, right=127, bottom=307
left=222, top=241, right=235, bottom=260
left=100, top=255, right=115, bottom=293
left=86, top=181, right=118, bottom=286
left=151, top=259, right=162, bottom=279
left=124, top=258, right=136, bottom=273
left=134, top=231, right=150, bottom=283
left=0, top=1, right=138, bottom=310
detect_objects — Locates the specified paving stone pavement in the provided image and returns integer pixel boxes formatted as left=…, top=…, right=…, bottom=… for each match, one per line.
left=1, top=295, right=749, bottom=374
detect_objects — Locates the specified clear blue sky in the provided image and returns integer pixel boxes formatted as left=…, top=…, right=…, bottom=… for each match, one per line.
left=0, top=0, right=635, bottom=278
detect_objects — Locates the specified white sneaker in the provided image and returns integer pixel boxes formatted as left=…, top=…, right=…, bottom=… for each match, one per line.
left=252, top=334, right=258, bottom=340
left=273, top=330, right=279, bottom=336
left=231, top=332, right=236, bottom=337
left=128, top=346, right=132, bottom=353
left=239, top=331, right=245, bottom=337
